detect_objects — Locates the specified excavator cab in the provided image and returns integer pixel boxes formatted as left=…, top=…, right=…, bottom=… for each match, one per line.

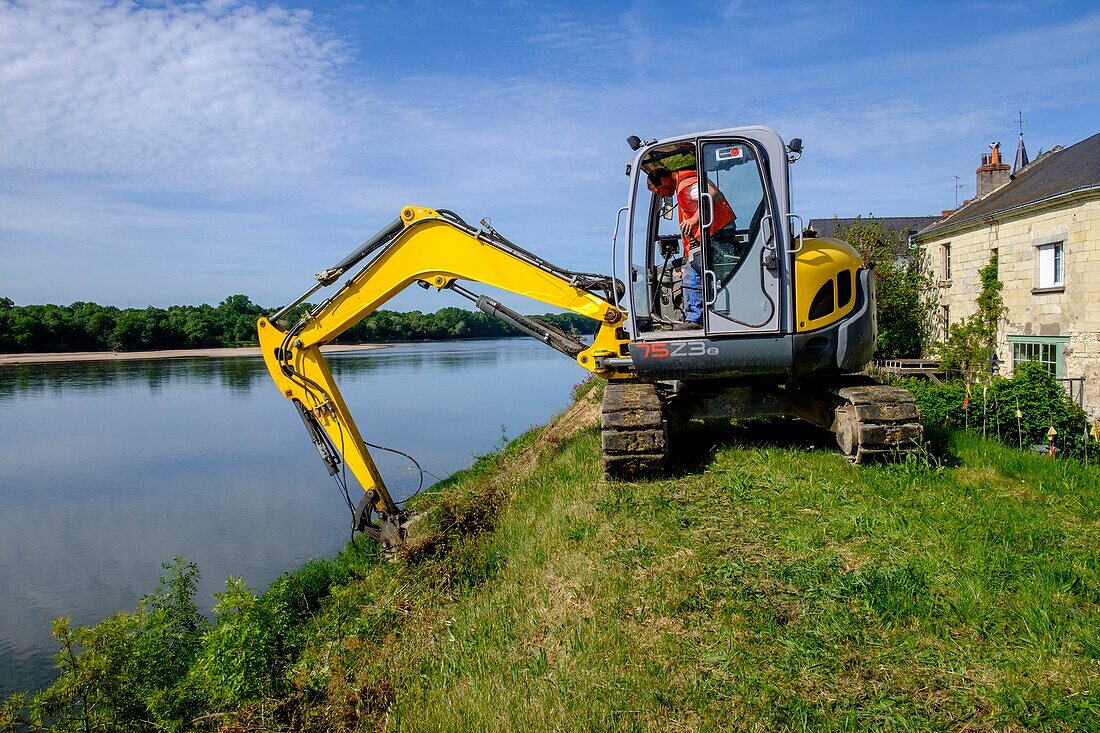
left=626, top=128, right=790, bottom=340
left=620, top=128, right=877, bottom=381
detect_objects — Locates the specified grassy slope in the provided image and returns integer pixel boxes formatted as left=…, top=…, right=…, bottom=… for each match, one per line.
left=269, top=399, right=1100, bottom=732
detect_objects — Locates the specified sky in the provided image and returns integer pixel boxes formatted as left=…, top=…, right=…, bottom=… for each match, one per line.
left=1, top=0, right=1098, bottom=311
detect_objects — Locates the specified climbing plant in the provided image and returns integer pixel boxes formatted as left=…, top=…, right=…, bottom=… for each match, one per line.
left=937, top=252, right=1007, bottom=383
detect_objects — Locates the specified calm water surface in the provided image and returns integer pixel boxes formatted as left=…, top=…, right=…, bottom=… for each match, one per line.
left=0, top=339, right=583, bottom=697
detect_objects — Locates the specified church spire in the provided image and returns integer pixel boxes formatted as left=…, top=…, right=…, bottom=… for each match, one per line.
left=1013, top=110, right=1029, bottom=174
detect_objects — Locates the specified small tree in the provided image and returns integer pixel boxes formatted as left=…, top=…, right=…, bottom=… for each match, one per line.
left=0, top=558, right=207, bottom=733
left=834, top=218, right=936, bottom=359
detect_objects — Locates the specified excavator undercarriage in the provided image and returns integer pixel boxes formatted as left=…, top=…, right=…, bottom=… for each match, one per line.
left=600, top=379, right=922, bottom=478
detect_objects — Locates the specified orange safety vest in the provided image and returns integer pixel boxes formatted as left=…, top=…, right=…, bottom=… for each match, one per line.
left=673, top=170, right=735, bottom=254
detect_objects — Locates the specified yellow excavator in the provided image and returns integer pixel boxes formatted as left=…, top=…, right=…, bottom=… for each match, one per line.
left=257, top=126, right=922, bottom=547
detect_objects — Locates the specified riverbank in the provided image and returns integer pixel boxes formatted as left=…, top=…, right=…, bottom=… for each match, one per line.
left=0, top=338, right=581, bottom=703
left=0, top=343, right=389, bottom=366
left=7, top=387, right=1100, bottom=730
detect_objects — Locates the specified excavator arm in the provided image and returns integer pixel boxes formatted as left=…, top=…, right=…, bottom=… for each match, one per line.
left=257, top=206, right=631, bottom=547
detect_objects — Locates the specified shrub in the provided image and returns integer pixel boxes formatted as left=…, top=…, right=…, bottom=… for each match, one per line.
left=900, top=360, right=1091, bottom=457
left=0, top=558, right=207, bottom=733
left=189, top=557, right=360, bottom=709
left=898, top=378, right=967, bottom=431
left=190, top=577, right=293, bottom=707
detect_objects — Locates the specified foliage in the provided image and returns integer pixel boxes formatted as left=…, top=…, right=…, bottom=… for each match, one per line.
left=895, top=377, right=966, bottom=431
left=0, top=297, right=596, bottom=353
left=9, top=414, right=1100, bottom=730
left=937, top=252, right=1008, bottom=381
left=0, top=558, right=207, bottom=733
left=0, top=296, right=266, bottom=353
left=189, top=577, right=298, bottom=707
left=339, top=307, right=594, bottom=344
left=833, top=217, right=935, bottom=359
left=900, top=359, right=1091, bottom=456
left=975, top=251, right=1007, bottom=339
left=0, top=552, right=371, bottom=733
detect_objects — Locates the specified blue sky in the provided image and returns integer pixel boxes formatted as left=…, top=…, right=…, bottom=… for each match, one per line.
left=1, top=0, right=1098, bottom=310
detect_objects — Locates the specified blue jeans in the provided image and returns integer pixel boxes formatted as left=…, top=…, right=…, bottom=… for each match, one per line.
left=683, top=259, right=703, bottom=324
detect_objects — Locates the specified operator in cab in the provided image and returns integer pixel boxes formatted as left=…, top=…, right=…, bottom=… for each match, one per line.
left=647, top=167, right=735, bottom=328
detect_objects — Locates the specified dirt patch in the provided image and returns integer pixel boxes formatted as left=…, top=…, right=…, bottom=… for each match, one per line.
left=515, top=387, right=601, bottom=477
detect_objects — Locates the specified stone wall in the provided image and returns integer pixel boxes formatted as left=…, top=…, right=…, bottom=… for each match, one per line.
left=922, top=195, right=1100, bottom=417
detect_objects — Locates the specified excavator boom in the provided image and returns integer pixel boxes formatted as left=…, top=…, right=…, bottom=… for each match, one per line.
left=257, top=206, right=629, bottom=547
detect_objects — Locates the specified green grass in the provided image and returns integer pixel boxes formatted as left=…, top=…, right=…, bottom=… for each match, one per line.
left=8, top=412, right=1100, bottom=732
left=260, top=422, right=1100, bottom=732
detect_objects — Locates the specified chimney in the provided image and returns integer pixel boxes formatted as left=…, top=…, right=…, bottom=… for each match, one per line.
left=976, top=141, right=1010, bottom=197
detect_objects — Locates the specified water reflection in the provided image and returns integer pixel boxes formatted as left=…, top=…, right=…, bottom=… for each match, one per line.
left=0, top=339, right=580, bottom=697
left=0, top=342, right=523, bottom=399
left=0, top=357, right=271, bottom=397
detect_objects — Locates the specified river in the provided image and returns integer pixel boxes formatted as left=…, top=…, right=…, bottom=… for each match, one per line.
left=0, top=339, right=584, bottom=697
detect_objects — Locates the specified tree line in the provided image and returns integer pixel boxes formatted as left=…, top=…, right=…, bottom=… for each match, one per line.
left=0, top=296, right=595, bottom=353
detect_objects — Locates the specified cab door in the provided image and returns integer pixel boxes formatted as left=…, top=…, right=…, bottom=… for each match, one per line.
left=697, top=138, right=783, bottom=334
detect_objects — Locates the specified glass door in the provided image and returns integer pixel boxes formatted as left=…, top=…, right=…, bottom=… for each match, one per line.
left=697, top=139, right=781, bottom=334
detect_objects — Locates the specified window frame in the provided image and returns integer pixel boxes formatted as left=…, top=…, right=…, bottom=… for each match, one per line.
left=1008, top=335, right=1068, bottom=377
left=1033, top=237, right=1065, bottom=293
left=940, top=242, right=952, bottom=284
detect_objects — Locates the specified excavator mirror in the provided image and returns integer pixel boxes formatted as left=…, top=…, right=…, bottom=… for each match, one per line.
left=787, top=137, right=803, bottom=163
left=627, top=135, right=642, bottom=150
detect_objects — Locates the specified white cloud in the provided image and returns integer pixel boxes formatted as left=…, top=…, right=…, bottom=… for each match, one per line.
left=0, top=0, right=358, bottom=191
left=527, top=13, right=628, bottom=55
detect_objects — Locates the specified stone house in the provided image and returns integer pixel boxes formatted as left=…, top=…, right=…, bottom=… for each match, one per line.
left=914, top=132, right=1100, bottom=416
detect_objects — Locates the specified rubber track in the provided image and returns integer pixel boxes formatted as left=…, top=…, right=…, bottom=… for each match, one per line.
left=601, top=382, right=668, bottom=478
left=831, top=384, right=923, bottom=463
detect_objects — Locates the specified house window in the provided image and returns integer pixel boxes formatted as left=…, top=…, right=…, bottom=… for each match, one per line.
left=1036, top=241, right=1064, bottom=290
left=941, top=305, right=950, bottom=340
left=1009, top=336, right=1067, bottom=377
left=941, top=243, right=951, bottom=282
